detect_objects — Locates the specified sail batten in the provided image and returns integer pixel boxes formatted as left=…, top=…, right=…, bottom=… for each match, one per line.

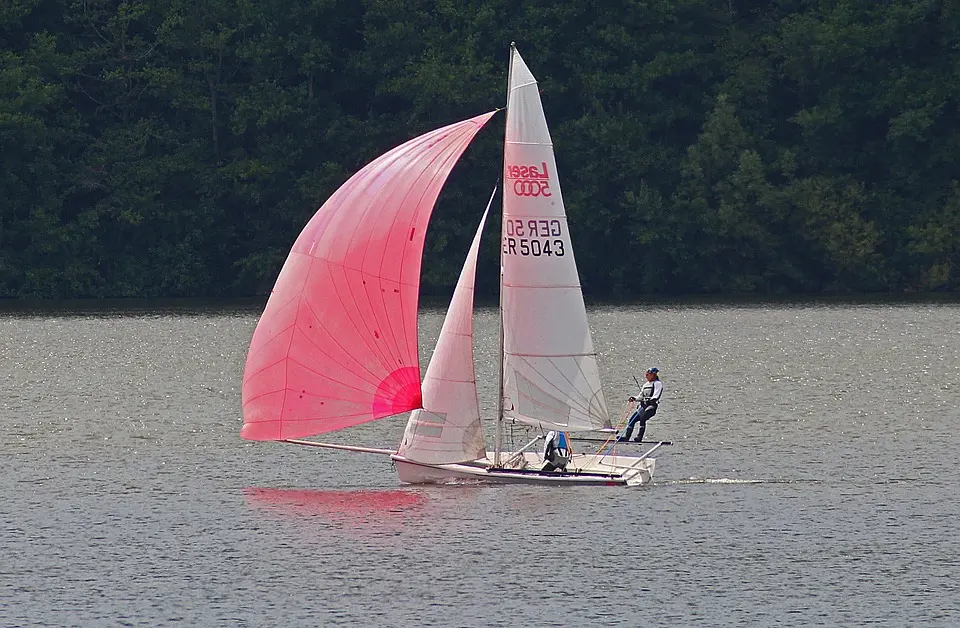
left=506, top=352, right=599, bottom=358
left=241, top=112, right=496, bottom=441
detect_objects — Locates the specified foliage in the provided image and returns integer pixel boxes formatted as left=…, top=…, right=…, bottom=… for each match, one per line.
left=1, top=0, right=959, bottom=297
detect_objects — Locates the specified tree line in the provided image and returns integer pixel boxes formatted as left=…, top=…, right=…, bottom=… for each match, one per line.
left=2, top=0, right=959, bottom=299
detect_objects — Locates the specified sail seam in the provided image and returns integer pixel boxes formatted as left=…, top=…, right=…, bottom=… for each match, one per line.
left=296, top=296, right=388, bottom=385
left=389, top=124, right=484, bottom=382
left=506, top=357, right=597, bottom=422
left=313, top=259, right=401, bottom=388
left=348, top=135, right=433, bottom=379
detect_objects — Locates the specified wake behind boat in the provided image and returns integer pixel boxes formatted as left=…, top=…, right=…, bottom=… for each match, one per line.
left=240, top=44, right=670, bottom=487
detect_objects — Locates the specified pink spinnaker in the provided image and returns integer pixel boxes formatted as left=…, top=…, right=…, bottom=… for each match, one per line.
left=241, top=112, right=497, bottom=441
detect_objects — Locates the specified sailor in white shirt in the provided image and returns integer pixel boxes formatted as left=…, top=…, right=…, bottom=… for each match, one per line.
left=541, top=430, right=570, bottom=472
left=618, top=367, right=663, bottom=442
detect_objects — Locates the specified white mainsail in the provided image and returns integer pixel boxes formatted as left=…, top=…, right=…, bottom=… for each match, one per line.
left=397, top=206, right=490, bottom=464
left=499, top=45, right=611, bottom=432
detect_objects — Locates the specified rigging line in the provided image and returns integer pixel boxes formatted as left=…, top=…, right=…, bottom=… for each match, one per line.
left=590, top=403, right=636, bottom=456
left=497, top=49, right=517, bottom=468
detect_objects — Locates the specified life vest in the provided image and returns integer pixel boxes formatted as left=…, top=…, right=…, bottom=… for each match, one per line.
left=543, top=431, right=570, bottom=468
left=639, top=379, right=662, bottom=406
left=640, top=380, right=655, bottom=402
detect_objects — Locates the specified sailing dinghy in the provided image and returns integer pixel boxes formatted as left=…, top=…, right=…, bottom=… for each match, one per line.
left=241, top=45, right=669, bottom=487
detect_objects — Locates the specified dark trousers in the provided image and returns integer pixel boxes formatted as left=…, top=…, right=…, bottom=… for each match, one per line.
left=541, top=447, right=568, bottom=472
left=622, top=404, right=657, bottom=441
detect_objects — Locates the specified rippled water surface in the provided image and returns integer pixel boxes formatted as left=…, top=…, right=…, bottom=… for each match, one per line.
left=2, top=300, right=959, bottom=626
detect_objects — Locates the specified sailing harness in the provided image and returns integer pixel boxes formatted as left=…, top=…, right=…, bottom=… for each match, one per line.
left=637, top=378, right=663, bottom=409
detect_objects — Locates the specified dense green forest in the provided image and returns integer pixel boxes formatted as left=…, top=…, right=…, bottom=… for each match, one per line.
left=2, top=0, right=959, bottom=298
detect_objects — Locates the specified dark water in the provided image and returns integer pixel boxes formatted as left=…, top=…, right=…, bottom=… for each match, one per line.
left=2, top=301, right=959, bottom=626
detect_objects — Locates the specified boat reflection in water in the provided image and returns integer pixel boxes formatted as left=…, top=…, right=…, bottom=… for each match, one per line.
left=245, top=487, right=428, bottom=530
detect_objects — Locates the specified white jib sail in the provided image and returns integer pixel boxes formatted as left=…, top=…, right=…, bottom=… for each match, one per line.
left=500, top=46, right=611, bottom=432
left=397, top=205, right=491, bottom=464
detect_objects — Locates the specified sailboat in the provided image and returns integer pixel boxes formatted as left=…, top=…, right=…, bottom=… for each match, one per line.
left=241, top=44, right=670, bottom=487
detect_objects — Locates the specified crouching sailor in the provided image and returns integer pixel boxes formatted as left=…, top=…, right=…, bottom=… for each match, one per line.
left=541, top=430, right=570, bottom=472
left=618, top=367, right=663, bottom=442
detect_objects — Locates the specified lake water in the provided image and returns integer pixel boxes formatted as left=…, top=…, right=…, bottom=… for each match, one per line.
left=2, top=300, right=958, bottom=626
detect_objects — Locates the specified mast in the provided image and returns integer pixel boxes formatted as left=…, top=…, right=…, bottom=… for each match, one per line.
left=494, top=43, right=515, bottom=468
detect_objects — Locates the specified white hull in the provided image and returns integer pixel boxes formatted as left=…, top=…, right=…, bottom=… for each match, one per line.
left=283, top=438, right=663, bottom=488
left=392, top=451, right=656, bottom=487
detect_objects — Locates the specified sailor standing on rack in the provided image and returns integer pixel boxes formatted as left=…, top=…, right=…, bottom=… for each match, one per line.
left=618, top=368, right=663, bottom=442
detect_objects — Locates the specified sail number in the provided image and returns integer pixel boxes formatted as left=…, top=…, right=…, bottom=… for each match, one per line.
left=502, top=219, right=566, bottom=257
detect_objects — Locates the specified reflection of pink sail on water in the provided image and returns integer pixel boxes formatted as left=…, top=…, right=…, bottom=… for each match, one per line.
left=240, top=45, right=666, bottom=487
left=245, top=488, right=427, bottom=528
